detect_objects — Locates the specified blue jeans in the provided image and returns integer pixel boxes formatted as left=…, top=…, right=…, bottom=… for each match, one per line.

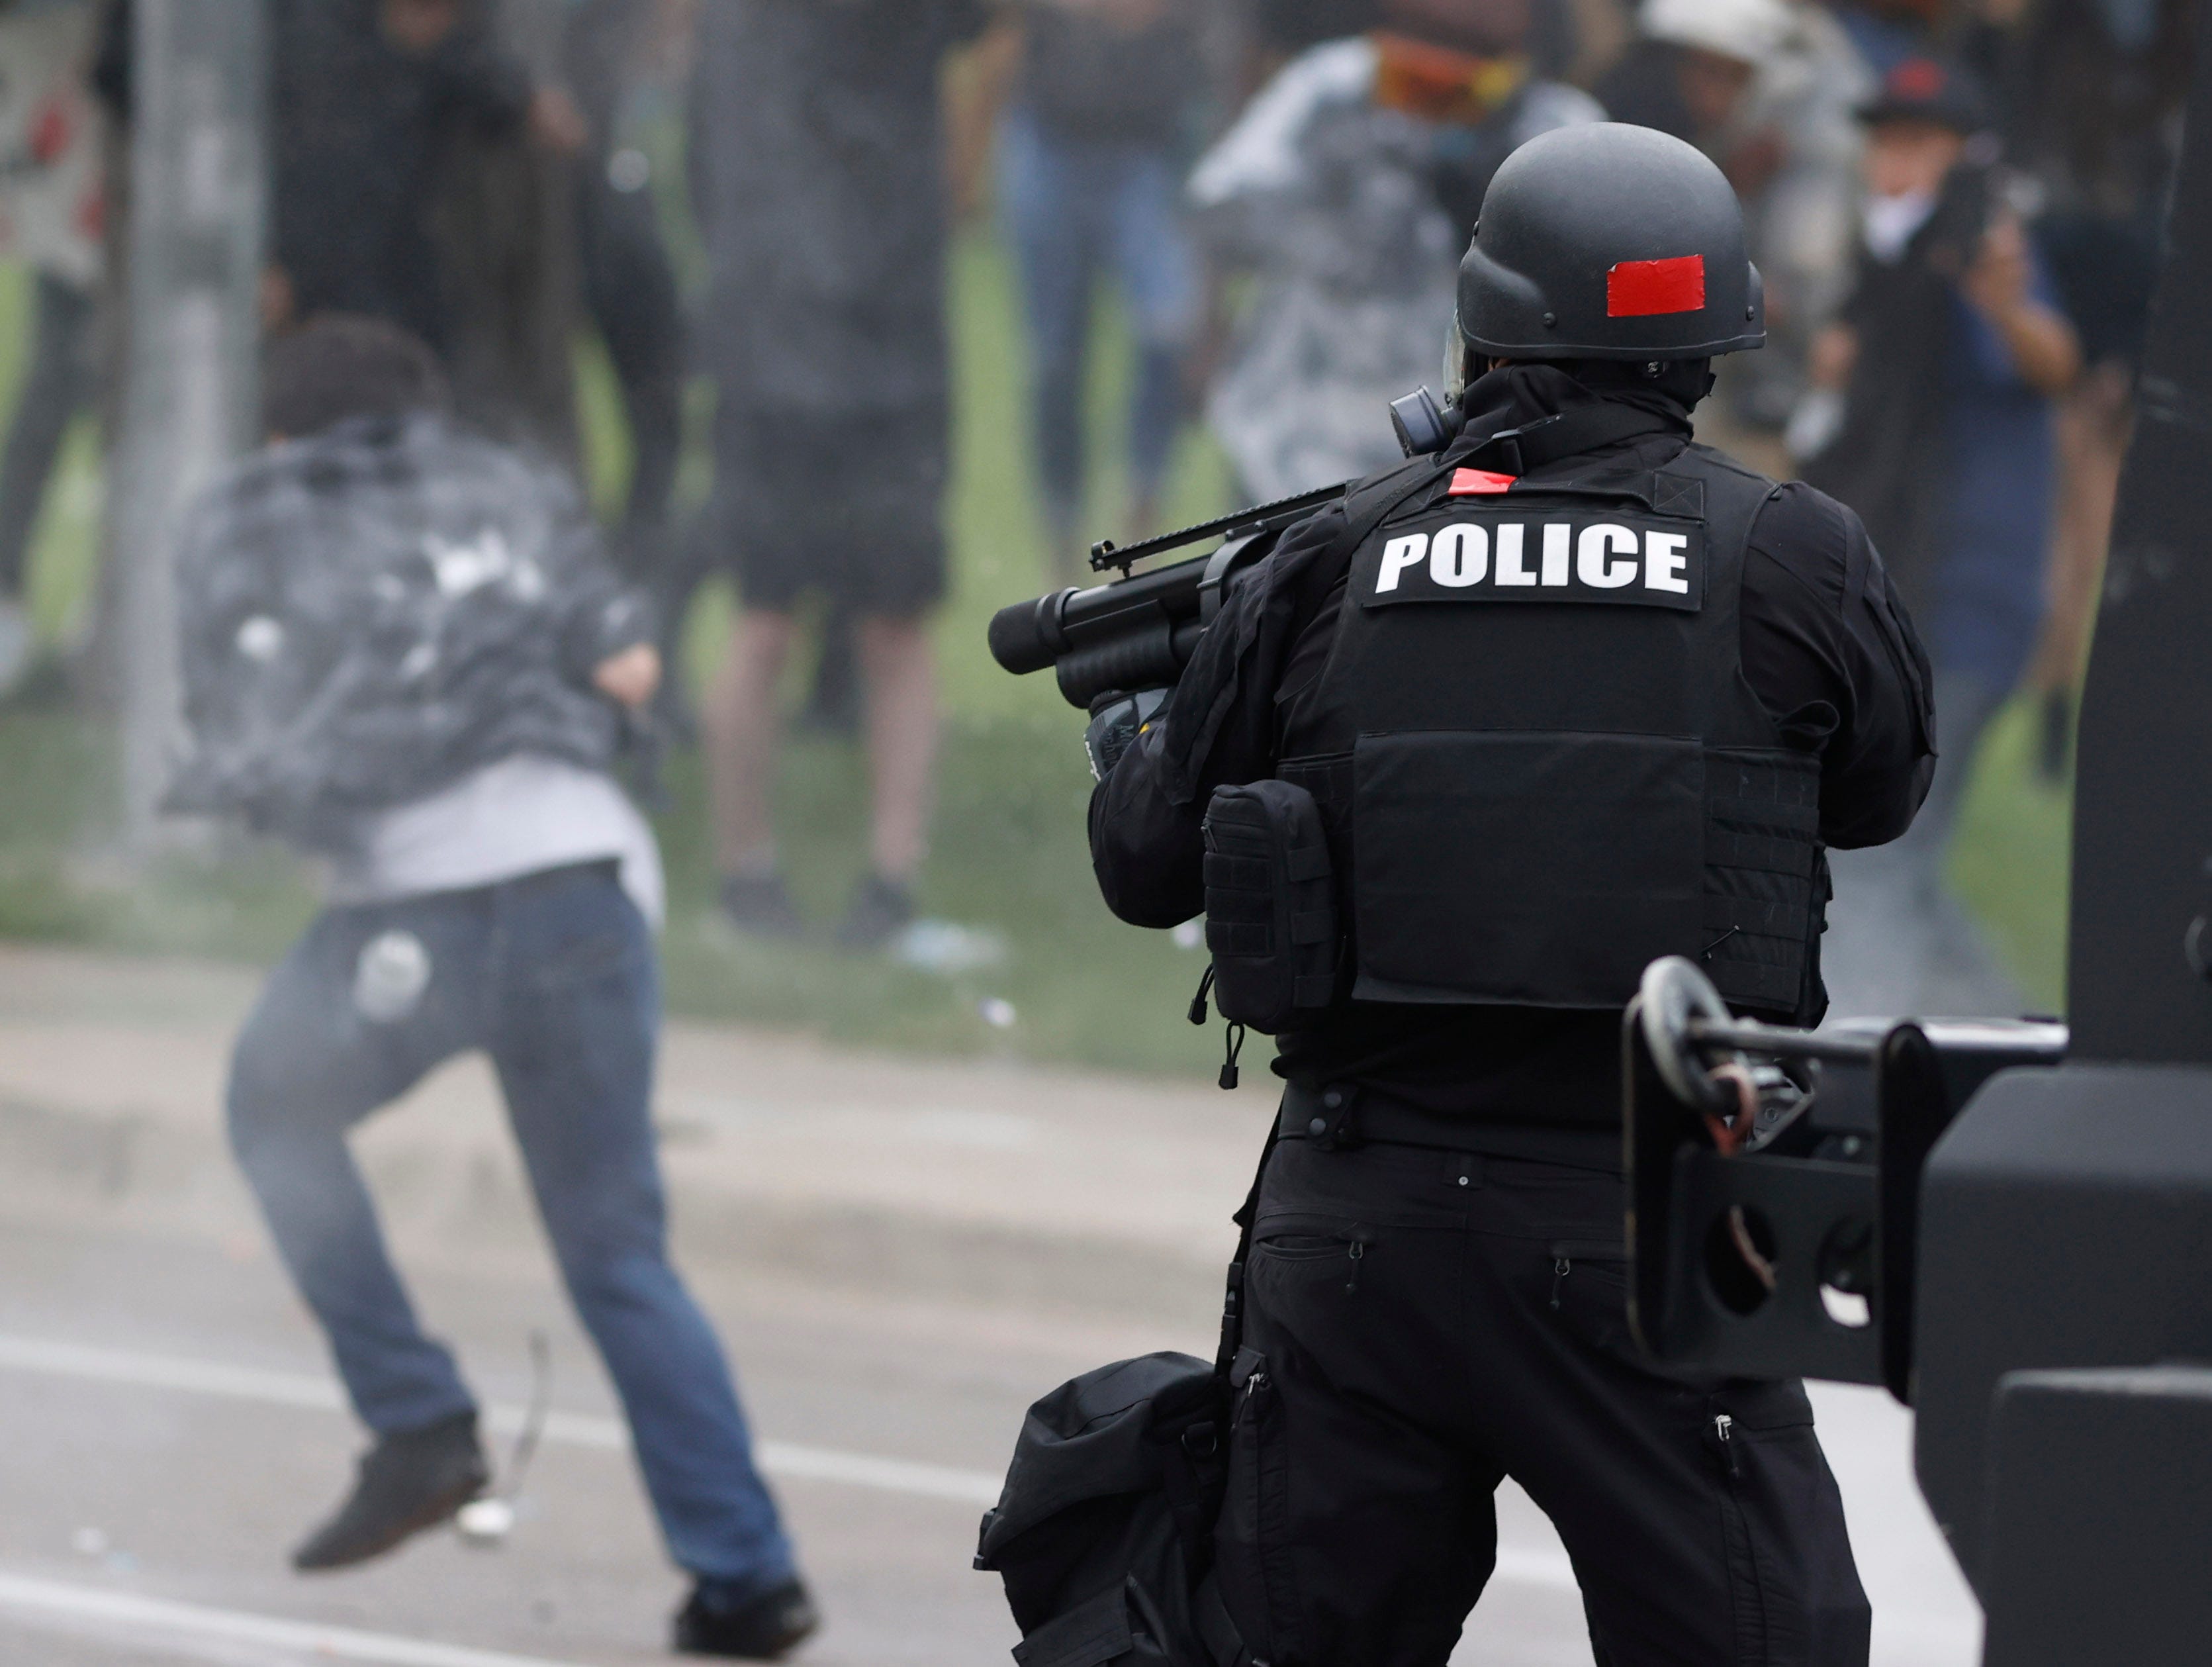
left=226, top=861, right=796, bottom=1593
left=998, top=109, right=1199, bottom=536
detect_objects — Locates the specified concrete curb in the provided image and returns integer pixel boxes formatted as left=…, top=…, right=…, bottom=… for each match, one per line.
left=0, top=946, right=1260, bottom=1325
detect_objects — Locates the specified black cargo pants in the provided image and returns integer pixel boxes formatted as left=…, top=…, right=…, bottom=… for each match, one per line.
left=1214, top=1134, right=1871, bottom=1667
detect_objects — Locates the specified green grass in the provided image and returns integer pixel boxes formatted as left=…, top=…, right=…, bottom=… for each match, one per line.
left=0, top=234, right=1232, bottom=1073
left=0, top=234, right=2072, bottom=1064
left=1950, top=695, right=2072, bottom=1014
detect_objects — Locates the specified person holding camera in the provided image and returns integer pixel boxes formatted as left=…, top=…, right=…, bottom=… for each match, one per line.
left=1086, top=124, right=1933, bottom=1663
left=169, top=318, right=814, bottom=1660
left=1793, top=56, right=2080, bottom=1016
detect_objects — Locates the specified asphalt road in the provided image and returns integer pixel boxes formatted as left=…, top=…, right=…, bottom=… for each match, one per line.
left=0, top=946, right=1984, bottom=1667
left=0, top=1207, right=1038, bottom=1667
left=0, top=1208, right=1603, bottom=1667
left=0, top=1206, right=1982, bottom=1667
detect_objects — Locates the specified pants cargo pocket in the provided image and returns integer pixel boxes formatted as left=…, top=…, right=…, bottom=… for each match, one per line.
left=1706, top=1383, right=1871, bottom=1667
left=1546, top=1239, right=1636, bottom=1358
left=1215, top=1346, right=1302, bottom=1667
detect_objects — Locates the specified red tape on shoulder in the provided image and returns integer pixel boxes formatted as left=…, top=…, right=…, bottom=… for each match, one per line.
left=1606, top=255, right=1706, bottom=318
left=1448, top=468, right=1517, bottom=496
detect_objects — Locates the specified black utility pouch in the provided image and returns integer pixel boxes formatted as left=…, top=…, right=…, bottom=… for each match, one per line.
left=1202, top=780, right=1340, bottom=1033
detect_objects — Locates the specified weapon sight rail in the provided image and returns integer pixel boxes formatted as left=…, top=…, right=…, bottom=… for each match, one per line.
left=991, top=480, right=1352, bottom=710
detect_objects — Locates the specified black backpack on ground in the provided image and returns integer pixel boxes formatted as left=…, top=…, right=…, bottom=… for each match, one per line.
left=974, top=1353, right=1248, bottom=1666
left=975, top=1147, right=1273, bottom=1667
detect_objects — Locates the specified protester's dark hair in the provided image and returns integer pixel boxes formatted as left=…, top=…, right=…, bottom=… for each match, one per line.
left=261, top=315, right=451, bottom=439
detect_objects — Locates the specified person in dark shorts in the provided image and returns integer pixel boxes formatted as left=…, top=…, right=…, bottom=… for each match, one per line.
left=715, top=408, right=953, bottom=624
left=688, top=0, right=991, bottom=949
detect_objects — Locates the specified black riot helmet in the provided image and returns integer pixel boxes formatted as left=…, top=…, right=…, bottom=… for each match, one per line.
left=1455, top=122, right=1765, bottom=364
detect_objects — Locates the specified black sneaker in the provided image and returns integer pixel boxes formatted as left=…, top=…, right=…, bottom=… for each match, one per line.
left=291, top=1411, right=489, bottom=1572
left=720, top=873, right=805, bottom=939
left=673, top=1576, right=820, bottom=1659
left=833, top=874, right=915, bottom=951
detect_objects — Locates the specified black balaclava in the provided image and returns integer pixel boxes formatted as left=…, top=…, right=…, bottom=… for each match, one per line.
left=1454, top=355, right=1716, bottom=447
left=1563, top=356, right=1718, bottom=418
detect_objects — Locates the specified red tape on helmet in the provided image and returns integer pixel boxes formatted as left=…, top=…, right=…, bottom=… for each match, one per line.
left=1606, top=255, right=1706, bottom=318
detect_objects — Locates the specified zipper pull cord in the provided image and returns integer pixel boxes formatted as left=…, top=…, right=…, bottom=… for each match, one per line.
left=1714, top=1412, right=1740, bottom=1478
left=1219, top=1021, right=1246, bottom=1090
left=1187, top=963, right=1215, bottom=1026
left=1345, top=1237, right=1367, bottom=1296
left=1550, top=1256, right=1571, bottom=1310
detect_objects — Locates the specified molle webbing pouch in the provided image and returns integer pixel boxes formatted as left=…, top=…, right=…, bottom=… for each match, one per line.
left=1702, top=749, right=1824, bottom=1018
left=1350, top=729, right=1706, bottom=1007
left=1203, top=780, right=1340, bottom=1033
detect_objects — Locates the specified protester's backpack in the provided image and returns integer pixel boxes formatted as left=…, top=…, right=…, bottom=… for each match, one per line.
left=976, top=1145, right=1275, bottom=1667
left=1201, top=779, right=1340, bottom=1034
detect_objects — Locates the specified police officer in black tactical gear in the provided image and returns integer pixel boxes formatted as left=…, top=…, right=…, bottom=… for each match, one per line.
left=1088, top=122, right=1935, bottom=1666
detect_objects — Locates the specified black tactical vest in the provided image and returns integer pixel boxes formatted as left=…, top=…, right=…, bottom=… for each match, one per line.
left=1279, top=440, right=1827, bottom=1022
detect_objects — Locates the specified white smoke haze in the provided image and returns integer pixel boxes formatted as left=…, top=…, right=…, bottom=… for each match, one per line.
left=0, top=0, right=2127, bottom=1659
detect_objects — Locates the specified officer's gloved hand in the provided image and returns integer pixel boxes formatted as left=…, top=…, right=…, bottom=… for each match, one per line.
left=1084, top=688, right=1168, bottom=783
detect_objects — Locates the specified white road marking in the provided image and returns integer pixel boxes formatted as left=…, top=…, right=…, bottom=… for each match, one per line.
left=0, top=1334, right=1586, bottom=1590
left=0, top=1572, right=594, bottom=1667
left=0, top=1332, right=1001, bottom=1506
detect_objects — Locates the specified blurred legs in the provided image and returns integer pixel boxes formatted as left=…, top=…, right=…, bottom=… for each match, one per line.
left=702, top=607, right=936, bottom=902
left=225, top=904, right=484, bottom=1434
left=1002, top=112, right=1197, bottom=569
left=857, top=614, right=939, bottom=882
left=490, top=867, right=796, bottom=1590
left=0, top=273, right=95, bottom=603
left=1001, top=111, right=1097, bottom=569
left=1109, top=148, right=1200, bottom=533
left=575, top=160, right=684, bottom=548
left=704, top=609, right=799, bottom=874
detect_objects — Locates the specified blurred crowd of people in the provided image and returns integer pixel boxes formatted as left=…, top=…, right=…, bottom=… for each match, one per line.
left=0, top=0, right=2191, bottom=988
left=0, top=1, right=2176, bottom=1640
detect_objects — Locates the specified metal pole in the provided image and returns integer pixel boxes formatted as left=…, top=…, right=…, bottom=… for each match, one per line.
left=113, top=0, right=267, bottom=851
